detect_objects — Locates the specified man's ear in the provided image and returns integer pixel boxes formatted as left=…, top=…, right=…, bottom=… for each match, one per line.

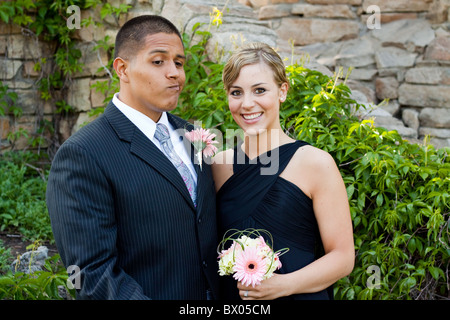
left=113, top=57, right=130, bottom=83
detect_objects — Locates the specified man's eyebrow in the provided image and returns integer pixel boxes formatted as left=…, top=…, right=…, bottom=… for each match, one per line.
left=148, top=49, right=186, bottom=59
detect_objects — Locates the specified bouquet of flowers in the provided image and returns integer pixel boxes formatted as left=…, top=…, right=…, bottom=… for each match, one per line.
left=217, top=228, right=289, bottom=288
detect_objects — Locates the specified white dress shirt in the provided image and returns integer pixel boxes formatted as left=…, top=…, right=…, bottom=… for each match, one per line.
left=112, top=93, right=197, bottom=183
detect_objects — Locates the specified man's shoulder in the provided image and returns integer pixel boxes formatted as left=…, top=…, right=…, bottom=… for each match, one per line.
left=58, top=112, right=121, bottom=157
left=67, top=114, right=108, bottom=141
left=65, top=101, right=123, bottom=144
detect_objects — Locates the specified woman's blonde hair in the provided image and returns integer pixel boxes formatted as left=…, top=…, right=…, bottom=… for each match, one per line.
left=222, top=42, right=288, bottom=92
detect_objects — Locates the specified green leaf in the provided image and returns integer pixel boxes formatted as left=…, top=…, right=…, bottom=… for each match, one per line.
left=0, top=277, right=15, bottom=286
left=407, top=238, right=416, bottom=254
left=0, top=9, right=9, bottom=23
left=400, top=277, right=417, bottom=291
left=346, top=184, right=355, bottom=199
left=428, top=266, right=444, bottom=280
left=376, top=193, right=383, bottom=206
left=38, top=6, right=46, bottom=19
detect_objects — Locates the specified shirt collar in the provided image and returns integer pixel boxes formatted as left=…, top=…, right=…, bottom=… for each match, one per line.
left=112, top=92, right=171, bottom=141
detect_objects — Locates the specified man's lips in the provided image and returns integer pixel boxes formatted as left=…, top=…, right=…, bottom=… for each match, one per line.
left=167, top=85, right=181, bottom=91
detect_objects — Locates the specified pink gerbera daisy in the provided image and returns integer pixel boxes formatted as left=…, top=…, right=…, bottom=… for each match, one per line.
left=185, top=128, right=218, bottom=157
left=233, top=246, right=268, bottom=288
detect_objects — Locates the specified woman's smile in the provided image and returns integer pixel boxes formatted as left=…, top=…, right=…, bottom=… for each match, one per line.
left=242, top=112, right=263, bottom=123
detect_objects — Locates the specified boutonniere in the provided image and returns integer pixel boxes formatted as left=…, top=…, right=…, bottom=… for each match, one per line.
left=185, top=128, right=218, bottom=170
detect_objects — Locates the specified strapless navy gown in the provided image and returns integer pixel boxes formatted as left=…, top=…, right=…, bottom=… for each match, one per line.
left=217, top=140, right=333, bottom=300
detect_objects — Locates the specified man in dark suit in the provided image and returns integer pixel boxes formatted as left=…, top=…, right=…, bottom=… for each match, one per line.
left=46, top=15, right=219, bottom=299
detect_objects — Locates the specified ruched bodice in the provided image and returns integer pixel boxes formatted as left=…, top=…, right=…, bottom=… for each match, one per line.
left=217, top=141, right=332, bottom=300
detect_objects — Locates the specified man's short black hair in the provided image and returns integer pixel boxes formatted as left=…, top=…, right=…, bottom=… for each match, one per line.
left=114, top=15, right=183, bottom=60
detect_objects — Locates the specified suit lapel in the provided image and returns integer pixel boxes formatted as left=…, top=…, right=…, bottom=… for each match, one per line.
left=104, top=103, right=196, bottom=211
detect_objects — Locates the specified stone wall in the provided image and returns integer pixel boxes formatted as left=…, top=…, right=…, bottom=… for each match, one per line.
left=0, top=0, right=449, bottom=153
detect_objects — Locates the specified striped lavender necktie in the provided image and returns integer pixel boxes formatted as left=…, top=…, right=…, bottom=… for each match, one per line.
left=154, top=123, right=197, bottom=206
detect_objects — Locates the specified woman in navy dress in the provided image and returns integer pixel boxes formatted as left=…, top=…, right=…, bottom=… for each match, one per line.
left=212, top=43, right=355, bottom=300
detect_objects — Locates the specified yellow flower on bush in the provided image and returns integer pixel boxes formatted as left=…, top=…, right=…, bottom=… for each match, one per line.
left=210, top=7, right=223, bottom=27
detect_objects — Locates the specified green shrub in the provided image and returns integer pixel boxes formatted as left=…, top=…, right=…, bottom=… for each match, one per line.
left=0, top=254, right=73, bottom=300
left=0, top=153, right=52, bottom=242
left=282, top=65, right=450, bottom=300
left=0, top=239, right=13, bottom=274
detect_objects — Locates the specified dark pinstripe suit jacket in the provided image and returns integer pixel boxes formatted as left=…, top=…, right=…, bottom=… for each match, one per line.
left=46, top=101, right=220, bottom=300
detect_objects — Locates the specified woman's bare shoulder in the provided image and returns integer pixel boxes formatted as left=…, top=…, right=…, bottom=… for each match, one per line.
left=211, top=149, right=235, bottom=192
left=292, top=144, right=336, bottom=169
left=280, top=143, right=339, bottom=198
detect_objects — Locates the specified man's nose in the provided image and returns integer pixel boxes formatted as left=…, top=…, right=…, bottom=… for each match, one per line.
left=166, top=61, right=180, bottom=79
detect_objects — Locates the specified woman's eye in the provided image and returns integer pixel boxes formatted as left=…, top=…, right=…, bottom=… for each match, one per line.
left=230, top=90, right=241, bottom=96
left=255, top=88, right=266, bottom=94
left=152, top=60, right=163, bottom=65
left=175, top=61, right=184, bottom=68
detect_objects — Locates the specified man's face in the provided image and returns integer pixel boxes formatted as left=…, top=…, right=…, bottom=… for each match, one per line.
left=117, top=32, right=186, bottom=121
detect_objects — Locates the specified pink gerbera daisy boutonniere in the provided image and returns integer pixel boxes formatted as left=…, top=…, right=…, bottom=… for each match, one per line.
left=185, top=128, right=218, bottom=170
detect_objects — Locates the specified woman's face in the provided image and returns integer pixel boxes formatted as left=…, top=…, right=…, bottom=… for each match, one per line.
left=227, top=62, right=288, bottom=135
